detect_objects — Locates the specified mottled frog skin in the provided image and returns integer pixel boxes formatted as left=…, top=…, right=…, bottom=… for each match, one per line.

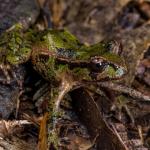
left=31, top=29, right=127, bottom=82
left=0, top=24, right=127, bottom=148
left=0, top=25, right=126, bottom=82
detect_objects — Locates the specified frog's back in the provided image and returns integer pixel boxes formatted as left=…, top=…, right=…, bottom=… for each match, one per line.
left=36, top=29, right=83, bottom=60
left=31, top=29, right=85, bottom=81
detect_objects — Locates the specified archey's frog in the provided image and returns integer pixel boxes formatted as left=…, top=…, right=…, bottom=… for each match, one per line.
left=0, top=24, right=127, bottom=147
left=0, top=25, right=127, bottom=81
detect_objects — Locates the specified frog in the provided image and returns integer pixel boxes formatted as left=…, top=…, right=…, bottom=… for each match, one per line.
left=0, top=24, right=127, bottom=148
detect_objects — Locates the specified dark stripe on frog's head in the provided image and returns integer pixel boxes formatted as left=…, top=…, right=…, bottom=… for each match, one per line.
left=90, top=54, right=127, bottom=80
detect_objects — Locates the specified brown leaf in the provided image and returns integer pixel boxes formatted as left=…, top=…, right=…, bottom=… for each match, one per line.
left=71, top=88, right=127, bottom=150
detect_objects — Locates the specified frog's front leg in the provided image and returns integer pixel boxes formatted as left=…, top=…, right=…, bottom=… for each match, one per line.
left=48, top=85, right=71, bottom=149
left=47, top=66, right=91, bottom=149
left=47, top=66, right=78, bottom=149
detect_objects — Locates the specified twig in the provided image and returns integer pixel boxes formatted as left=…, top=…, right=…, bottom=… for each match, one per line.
left=85, top=81, right=150, bottom=101
left=99, top=81, right=150, bottom=101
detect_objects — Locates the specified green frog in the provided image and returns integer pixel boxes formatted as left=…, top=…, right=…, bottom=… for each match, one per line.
left=0, top=24, right=127, bottom=148
left=0, top=24, right=127, bottom=80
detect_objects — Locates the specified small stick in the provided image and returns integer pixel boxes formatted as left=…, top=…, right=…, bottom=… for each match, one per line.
left=98, top=81, right=150, bottom=101
left=85, top=81, right=150, bottom=101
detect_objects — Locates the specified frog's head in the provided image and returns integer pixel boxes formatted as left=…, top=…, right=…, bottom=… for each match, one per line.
left=89, top=52, right=127, bottom=80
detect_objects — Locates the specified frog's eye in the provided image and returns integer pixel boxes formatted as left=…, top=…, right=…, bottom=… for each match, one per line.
left=90, top=57, right=108, bottom=72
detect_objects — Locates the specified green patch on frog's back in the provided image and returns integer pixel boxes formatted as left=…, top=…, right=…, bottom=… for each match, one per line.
left=33, top=29, right=84, bottom=61
left=0, top=24, right=31, bottom=65
left=40, top=29, right=82, bottom=52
